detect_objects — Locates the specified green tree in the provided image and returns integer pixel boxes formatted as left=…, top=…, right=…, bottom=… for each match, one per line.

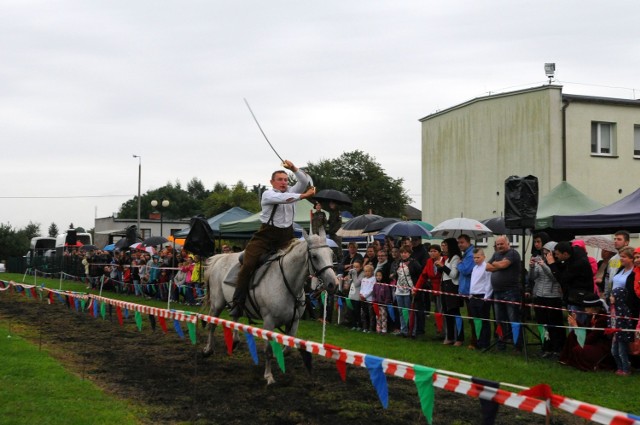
left=48, top=222, right=59, bottom=237
left=305, top=150, right=411, bottom=217
left=21, top=222, right=41, bottom=240
left=186, top=178, right=209, bottom=201
left=118, top=181, right=202, bottom=220
left=0, top=223, right=30, bottom=260
left=202, top=181, right=260, bottom=217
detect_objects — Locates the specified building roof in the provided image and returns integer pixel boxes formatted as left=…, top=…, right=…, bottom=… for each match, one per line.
left=419, top=84, right=640, bottom=122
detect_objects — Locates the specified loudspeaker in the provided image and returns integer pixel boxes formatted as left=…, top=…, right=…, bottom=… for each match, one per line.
left=65, top=230, right=77, bottom=245
left=504, top=175, right=538, bottom=229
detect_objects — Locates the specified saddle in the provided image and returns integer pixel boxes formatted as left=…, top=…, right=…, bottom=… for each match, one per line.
left=222, top=250, right=281, bottom=289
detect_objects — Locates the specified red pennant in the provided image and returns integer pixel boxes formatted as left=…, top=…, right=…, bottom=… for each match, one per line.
left=30, top=288, right=37, bottom=298
left=409, top=302, right=415, bottom=334
left=67, top=295, right=74, bottom=308
left=223, top=326, right=234, bottom=355
left=604, top=328, right=621, bottom=335
left=372, top=303, right=380, bottom=318
left=496, top=323, right=504, bottom=338
left=519, top=383, right=553, bottom=400
left=116, top=306, right=124, bottom=326
left=434, top=313, right=443, bottom=332
left=158, top=316, right=168, bottom=334
left=48, top=291, right=54, bottom=304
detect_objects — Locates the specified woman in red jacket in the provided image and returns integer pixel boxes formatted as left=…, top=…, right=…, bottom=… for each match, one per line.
left=415, top=245, right=445, bottom=339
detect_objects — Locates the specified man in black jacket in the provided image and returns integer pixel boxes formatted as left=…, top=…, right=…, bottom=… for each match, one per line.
left=546, top=241, right=594, bottom=326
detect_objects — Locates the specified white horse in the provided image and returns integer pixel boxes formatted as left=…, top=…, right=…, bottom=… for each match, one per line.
left=202, top=227, right=337, bottom=385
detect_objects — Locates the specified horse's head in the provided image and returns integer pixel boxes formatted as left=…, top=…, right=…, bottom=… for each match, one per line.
left=304, top=230, right=338, bottom=295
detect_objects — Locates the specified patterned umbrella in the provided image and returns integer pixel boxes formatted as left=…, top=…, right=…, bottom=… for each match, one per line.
left=336, top=214, right=382, bottom=237
left=579, top=235, right=616, bottom=253
left=378, top=221, right=432, bottom=238
left=430, top=217, right=493, bottom=240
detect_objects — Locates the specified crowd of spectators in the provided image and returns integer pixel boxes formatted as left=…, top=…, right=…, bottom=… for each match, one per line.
left=319, top=229, right=640, bottom=376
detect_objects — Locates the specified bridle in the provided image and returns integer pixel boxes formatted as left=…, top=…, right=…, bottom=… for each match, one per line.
left=306, top=243, right=335, bottom=292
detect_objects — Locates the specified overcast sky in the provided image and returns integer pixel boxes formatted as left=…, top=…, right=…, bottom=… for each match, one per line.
left=2, top=1, right=639, bottom=233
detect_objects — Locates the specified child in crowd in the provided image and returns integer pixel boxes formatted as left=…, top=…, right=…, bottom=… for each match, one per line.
left=347, top=260, right=363, bottom=330
left=373, top=269, right=393, bottom=334
left=360, top=264, right=376, bottom=333
left=468, top=248, right=493, bottom=349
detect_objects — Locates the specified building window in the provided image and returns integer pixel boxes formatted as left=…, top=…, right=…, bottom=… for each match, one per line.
left=509, top=235, right=519, bottom=247
left=476, top=237, right=488, bottom=248
left=591, top=122, right=616, bottom=156
left=634, top=125, right=640, bottom=158
left=141, top=228, right=151, bottom=239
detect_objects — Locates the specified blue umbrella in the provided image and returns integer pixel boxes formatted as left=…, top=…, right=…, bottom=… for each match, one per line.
left=378, top=221, right=432, bottom=238
left=103, top=243, right=116, bottom=252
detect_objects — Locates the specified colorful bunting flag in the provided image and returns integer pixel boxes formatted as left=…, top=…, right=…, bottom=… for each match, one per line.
left=187, top=321, right=196, bottom=345
left=346, top=298, right=353, bottom=310
left=135, top=311, right=143, bottom=331
left=512, top=323, right=521, bottom=345
left=223, top=326, right=234, bottom=355
left=373, top=303, right=380, bottom=318
left=472, top=377, right=500, bottom=424
left=158, top=316, right=168, bottom=334
left=365, top=355, right=388, bottom=409
left=244, top=332, right=259, bottom=365
left=538, top=325, right=546, bottom=345
left=414, top=365, right=436, bottom=424
left=473, top=318, right=482, bottom=339
left=173, top=319, right=185, bottom=339
left=387, top=305, right=396, bottom=322
left=100, top=302, right=107, bottom=320
left=116, top=306, right=124, bottom=326
left=269, top=340, right=285, bottom=373
left=575, top=328, right=586, bottom=348
left=455, top=316, right=463, bottom=337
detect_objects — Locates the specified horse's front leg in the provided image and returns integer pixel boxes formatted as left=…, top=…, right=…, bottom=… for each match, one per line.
left=263, top=317, right=276, bottom=385
left=202, top=304, right=225, bottom=357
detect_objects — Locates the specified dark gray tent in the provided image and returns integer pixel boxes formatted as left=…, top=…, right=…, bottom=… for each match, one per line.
left=552, top=187, right=640, bottom=235
left=173, top=207, right=253, bottom=238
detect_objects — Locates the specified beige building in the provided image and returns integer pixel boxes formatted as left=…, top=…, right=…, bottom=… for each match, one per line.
left=419, top=85, right=640, bottom=227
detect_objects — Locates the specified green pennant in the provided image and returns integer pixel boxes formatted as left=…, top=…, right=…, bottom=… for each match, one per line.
left=135, top=311, right=143, bottom=331
left=402, top=307, right=409, bottom=323
left=320, top=291, right=326, bottom=306
left=269, top=340, right=286, bottom=373
left=472, top=318, right=482, bottom=339
left=100, top=302, right=106, bottom=319
left=575, top=328, right=586, bottom=348
left=187, top=321, right=197, bottom=345
left=538, top=325, right=546, bottom=344
left=80, top=299, right=86, bottom=311
left=346, top=298, right=353, bottom=310
left=413, top=365, right=435, bottom=424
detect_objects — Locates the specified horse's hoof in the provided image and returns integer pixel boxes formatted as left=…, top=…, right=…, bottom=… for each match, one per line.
left=266, top=377, right=276, bottom=386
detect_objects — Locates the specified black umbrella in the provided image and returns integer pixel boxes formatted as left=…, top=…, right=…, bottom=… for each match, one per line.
left=142, top=236, right=169, bottom=246
left=79, top=244, right=98, bottom=251
left=362, top=217, right=402, bottom=234
left=336, top=214, right=382, bottom=237
left=313, top=189, right=353, bottom=206
left=480, top=217, right=530, bottom=236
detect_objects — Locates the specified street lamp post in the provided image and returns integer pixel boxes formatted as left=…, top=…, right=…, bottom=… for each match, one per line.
left=133, top=155, right=141, bottom=236
left=151, top=199, right=170, bottom=237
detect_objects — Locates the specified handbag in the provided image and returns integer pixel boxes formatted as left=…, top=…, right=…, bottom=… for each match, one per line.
left=630, top=323, right=640, bottom=356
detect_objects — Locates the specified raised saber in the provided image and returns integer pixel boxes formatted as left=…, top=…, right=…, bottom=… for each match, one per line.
left=243, top=98, right=285, bottom=164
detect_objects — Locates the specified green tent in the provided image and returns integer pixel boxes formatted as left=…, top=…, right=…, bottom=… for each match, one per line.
left=535, top=181, right=604, bottom=229
left=219, top=199, right=320, bottom=237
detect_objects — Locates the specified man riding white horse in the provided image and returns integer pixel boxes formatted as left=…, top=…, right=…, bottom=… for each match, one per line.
left=229, top=160, right=316, bottom=318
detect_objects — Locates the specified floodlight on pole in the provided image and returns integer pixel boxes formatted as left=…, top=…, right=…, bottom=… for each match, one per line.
left=151, top=199, right=170, bottom=237
left=544, top=63, right=555, bottom=83
left=133, top=155, right=141, bottom=237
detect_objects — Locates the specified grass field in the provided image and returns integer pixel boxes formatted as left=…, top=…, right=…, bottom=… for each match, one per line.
left=0, top=323, right=141, bottom=425
left=1, top=272, right=639, bottom=418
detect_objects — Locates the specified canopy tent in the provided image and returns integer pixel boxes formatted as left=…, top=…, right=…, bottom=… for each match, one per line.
left=535, top=181, right=604, bottom=230
left=219, top=199, right=323, bottom=239
left=173, top=207, right=253, bottom=238
left=551, top=186, right=640, bottom=235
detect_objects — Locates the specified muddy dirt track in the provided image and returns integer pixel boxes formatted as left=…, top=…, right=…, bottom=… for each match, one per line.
left=0, top=292, right=586, bottom=425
